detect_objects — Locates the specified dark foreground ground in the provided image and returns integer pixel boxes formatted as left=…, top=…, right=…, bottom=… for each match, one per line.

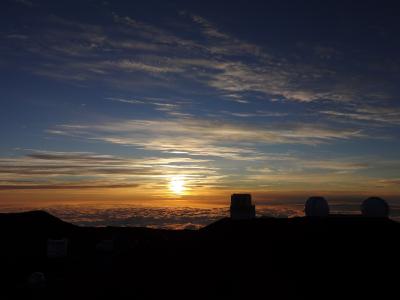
left=1, top=211, right=399, bottom=299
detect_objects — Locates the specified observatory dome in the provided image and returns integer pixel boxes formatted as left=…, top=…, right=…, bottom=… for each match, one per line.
left=305, top=196, right=330, bottom=217
left=361, top=197, right=389, bottom=218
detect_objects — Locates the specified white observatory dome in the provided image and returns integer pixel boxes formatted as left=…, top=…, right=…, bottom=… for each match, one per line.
left=305, top=196, right=330, bottom=217
left=361, top=197, right=389, bottom=218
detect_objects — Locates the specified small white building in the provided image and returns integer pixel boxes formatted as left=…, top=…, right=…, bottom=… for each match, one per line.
left=230, top=194, right=256, bottom=220
left=47, top=238, right=69, bottom=258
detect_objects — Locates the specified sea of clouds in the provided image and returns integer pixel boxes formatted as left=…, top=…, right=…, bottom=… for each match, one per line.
left=1, top=200, right=399, bottom=229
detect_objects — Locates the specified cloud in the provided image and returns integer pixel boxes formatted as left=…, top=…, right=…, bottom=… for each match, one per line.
left=300, top=160, right=369, bottom=171
left=42, top=117, right=369, bottom=190
left=246, top=159, right=369, bottom=175
left=26, top=151, right=126, bottom=162
left=187, top=13, right=231, bottom=40
left=378, top=179, right=400, bottom=186
left=4, top=11, right=390, bottom=105
left=0, top=204, right=301, bottom=228
left=49, top=117, right=364, bottom=157
left=105, top=96, right=188, bottom=116
left=8, top=200, right=400, bottom=229
left=0, top=183, right=139, bottom=190
left=320, top=105, right=400, bottom=126
left=0, top=150, right=219, bottom=191
left=230, top=155, right=398, bottom=190
left=221, top=110, right=289, bottom=118
left=112, top=12, right=198, bottom=49
left=102, top=59, right=184, bottom=74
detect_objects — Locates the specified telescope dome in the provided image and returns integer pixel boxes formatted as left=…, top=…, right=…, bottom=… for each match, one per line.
left=305, top=196, right=330, bottom=217
left=361, top=197, right=389, bottom=218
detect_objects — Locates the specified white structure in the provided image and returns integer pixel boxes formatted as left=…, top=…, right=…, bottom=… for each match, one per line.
left=230, top=194, right=256, bottom=220
left=47, top=238, right=68, bottom=258
left=361, top=197, right=389, bottom=218
left=305, top=196, right=330, bottom=217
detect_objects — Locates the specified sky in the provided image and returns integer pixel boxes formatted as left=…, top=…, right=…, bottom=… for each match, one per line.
left=1, top=0, right=400, bottom=215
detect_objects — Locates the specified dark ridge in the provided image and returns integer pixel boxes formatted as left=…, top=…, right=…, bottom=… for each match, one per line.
left=1, top=211, right=399, bottom=300
left=0, top=210, right=69, bottom=225
left=0, top=210, right=76, bottom=235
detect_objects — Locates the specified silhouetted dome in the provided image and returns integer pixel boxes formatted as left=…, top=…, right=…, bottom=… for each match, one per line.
left=361, top=197, right=389, bottom=218
left=305, top=196, right=330, bottom=217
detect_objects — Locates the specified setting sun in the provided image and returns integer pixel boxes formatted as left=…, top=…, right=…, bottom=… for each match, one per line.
left=169, top=176, right=186, bottom=195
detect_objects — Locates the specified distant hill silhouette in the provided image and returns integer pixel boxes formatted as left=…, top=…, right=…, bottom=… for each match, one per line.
left=0, top=210, right=75, bottom=232
left=1, top=211, right=399, bottom=299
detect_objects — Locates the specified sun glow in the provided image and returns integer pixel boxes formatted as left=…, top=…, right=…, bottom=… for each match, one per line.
left=169, top=176, right=186, bottom=195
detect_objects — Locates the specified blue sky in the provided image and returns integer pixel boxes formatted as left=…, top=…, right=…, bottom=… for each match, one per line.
left=1, top=0, right=400, bottom=206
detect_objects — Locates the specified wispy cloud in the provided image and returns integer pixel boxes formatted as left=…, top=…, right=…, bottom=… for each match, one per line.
left=105, top=96, right=190, bottom=116
left=0, top=183, right=139, bottom=190
left=320, top=105, right=400, bottom=126
left=0, top=150, right=219, bottom=191
left=378, top=179, right=400, bottom=186
left=47, top=117, right=364, bottom=162
left=4, top=11, right=392, bottom=105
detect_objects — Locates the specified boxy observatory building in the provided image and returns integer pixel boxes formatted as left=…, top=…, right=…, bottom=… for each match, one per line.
left=230, top=194, right=256, bottom=220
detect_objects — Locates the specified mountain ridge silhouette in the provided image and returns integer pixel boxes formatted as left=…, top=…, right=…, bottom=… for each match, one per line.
left=1, top=210, right=399, bottom=299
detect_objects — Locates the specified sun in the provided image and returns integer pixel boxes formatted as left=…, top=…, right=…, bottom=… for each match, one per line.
left=169, top=176, right=185, bottom=195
